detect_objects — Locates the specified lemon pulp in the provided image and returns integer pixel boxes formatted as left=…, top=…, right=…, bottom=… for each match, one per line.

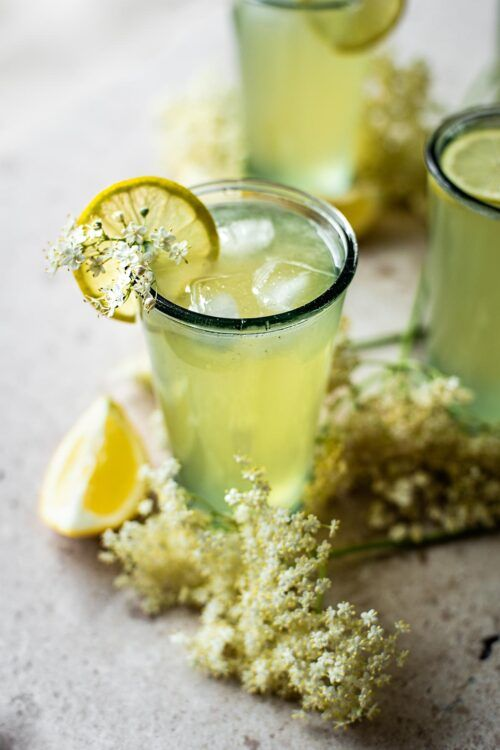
left=40, top=398, right=148, bottom=537
left=441, top=129, right=500, bottom=206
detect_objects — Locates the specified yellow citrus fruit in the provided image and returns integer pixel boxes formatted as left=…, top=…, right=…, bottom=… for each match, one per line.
left=441, top=129, right=500, bottom=206
left=74, top=176, right=219, bottom=322
left=308, top=0, right=405, bottom=53
left=326, top=182, right=383, bottom=239
left=40, top=397, right=148, bottom=537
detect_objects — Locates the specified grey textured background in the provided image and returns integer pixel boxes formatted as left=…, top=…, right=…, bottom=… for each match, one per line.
left=1, top=1, right=499, bottom=748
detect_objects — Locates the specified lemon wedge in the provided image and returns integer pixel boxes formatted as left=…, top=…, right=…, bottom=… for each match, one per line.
left=307, top=0, right=405, bottom=53
left=74, top=176, right=219, bottom=322
left=40, top=397, right=148, bottom=537
left=441, top=129, right=500, bottom=206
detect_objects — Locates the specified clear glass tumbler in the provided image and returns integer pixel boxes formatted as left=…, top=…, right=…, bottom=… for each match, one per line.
left=142, top=180, right=357, bottom=511
left=424, top=106, right=500, bottom=422
left=233, top=0, right=402, bottom=198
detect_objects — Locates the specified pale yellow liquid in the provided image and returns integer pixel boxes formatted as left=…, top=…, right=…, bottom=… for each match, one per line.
left=234, top=0, right=369, bottom=196
left=426, top=127, right=500, bottom=422
left=143, top=201, right=344, bottom=511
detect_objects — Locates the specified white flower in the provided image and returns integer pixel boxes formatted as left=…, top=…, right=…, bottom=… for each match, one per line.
left=337, top=602, right=354, bottom=618
left=367, top=625, right=384, bottom=641
left=68, top=225, right=87, bottom=246
left=360, top=610, right=378, bottom=627
left=59, top=240, right=85, bottom=270
left=88, top=256, right=106, bottom=277
left=328, top=662, right=346, bottom=683
left=47, top=221, right=88, bottom=271
left=132, top=269, right=154, bottom=298
left=150, top=226, right=176, bottom=251
left=114, top=241, right=141, bottom=268
left=149, top=458, right=181, bottom=485
left=122, top=222, right=147, bottom=246
left=150, top=228, right=188, bottom=265
left=102, top=275, right=129, bottom=315
left=225, top=488, right=241, bottom=507
left=169, top=240, right=189, bottom=265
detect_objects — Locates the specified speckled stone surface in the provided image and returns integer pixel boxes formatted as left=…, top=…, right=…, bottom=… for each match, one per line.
left=1, top=1, right=499, bottom=748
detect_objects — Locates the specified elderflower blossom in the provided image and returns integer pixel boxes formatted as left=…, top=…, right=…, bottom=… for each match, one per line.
left=169, top=239, right=188, bottom=265
left=103, top=276, right=130, bottom=317
left=359, top=55, right=440, bottom=214
left=159, top=74, right=246, bottom=184
left=122, top=222, right=147, bottom=246
left=306, top=334, right=500, bottom=542
left=46, top=218, right=86, bottom=272
left=101, top=458, right=408, bottom=726
left=45, top=208, right=190, bottom=316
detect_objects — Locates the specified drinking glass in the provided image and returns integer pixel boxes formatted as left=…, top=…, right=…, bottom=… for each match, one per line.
left=142, top=180, right=357, bottom=511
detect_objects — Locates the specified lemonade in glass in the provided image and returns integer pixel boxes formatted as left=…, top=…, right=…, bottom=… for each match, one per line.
left=233, top=0, right=404, bottom=197
left=143, top=180, right=357, bottom=511
left=424, top=106, right=500, bottom=422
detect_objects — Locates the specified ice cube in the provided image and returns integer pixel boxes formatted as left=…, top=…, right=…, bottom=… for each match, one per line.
left=252, top=259, right=333, bottom=314
left=218, top=218, right=275, bottom=258
left=189, top=275, right=241, bottom=318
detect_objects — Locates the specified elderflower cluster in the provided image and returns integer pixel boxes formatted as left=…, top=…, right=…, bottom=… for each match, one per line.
left=359, top=55, right=439, bottom=214
left=101, top=458, right=408, bottom=726
left=101, top=459, right=239, bottom=613
left=159, top=75, right=246, bottom=185
left=46, top=210, right=188, bottom=316
left=307, top=338, right=500, bottom=542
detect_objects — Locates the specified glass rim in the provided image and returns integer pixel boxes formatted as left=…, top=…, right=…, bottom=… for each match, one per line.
left=151, top=179, right=358, bottom=333
left=238, top=0, right=355, bottom=9
left=425, top=105, right=500, bottom=221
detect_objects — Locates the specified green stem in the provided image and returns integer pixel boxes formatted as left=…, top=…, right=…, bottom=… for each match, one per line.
left=352, top=326, right=427, bottom=352
left=330, top=526, right=499, bottom=560
left=400, top=271, right=428, bottom=360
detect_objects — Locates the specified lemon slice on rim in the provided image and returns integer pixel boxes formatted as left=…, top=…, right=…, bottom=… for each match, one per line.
left=307, top=0, right=405, bottom=53
left=441, top=129, right=500, bottom=206
left=74, top=176, right=219, bottom=322
left=40, top=397, right=148, bottom=538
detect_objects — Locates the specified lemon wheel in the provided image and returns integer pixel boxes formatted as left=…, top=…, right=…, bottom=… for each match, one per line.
left=74, top=177, right=219, bottom=322
left=308, top=0, right=405, bottom=54
left=441, top=129, right=500, bottom=206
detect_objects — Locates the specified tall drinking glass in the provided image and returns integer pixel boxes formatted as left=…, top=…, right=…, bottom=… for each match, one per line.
left=142, top=180, right=357, bottom=511
left=424, top=107, right=500, bottom=422
left=233, top=0, right=403, bottom=197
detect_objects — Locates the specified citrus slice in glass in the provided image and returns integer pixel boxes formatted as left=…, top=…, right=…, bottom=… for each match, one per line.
left=441, top=129, right=500, bottom=206
left=308, top=0, right=405, bottom=54
left=74, top=176, right=220, bottom=322
left=40, top=397, right=148, bottom=537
